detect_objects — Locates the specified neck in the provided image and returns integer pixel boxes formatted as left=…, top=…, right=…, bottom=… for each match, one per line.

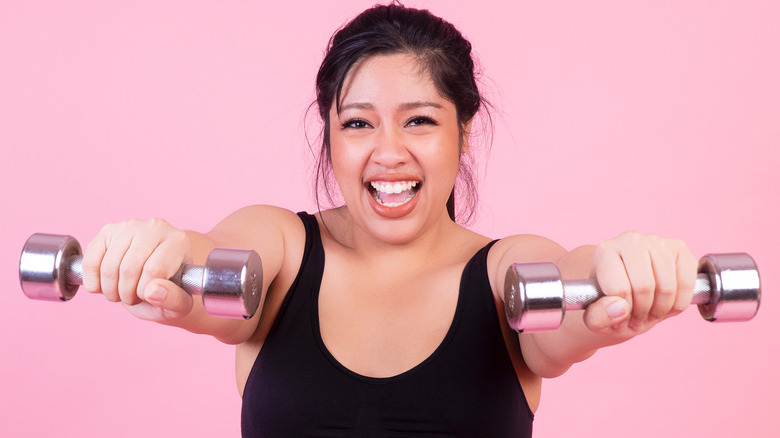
left=320, top=206, right=464, bottom=264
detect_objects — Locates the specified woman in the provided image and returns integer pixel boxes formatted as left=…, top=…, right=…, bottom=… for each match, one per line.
left=81, top=4, right=697, bottom=436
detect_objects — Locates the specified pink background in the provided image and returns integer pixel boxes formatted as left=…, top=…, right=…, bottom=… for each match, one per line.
left=2, top=1, right=778, bottom=436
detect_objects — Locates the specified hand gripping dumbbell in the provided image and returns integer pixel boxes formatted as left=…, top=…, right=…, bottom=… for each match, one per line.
left=19, top=233, right=262, bottom=319
left=504, top=253, right=761, bottom=333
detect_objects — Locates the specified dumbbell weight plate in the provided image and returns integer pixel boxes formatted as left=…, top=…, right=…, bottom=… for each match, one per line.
left=19, top=234, right=82, bottom=302
left=698, top=253, right=761, bottom=322
left=504, top=262, right=565, bottom=333
left=200, top=248, right=262, bottom=319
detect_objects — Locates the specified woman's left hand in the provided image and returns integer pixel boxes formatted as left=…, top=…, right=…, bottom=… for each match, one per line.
left=584, top=232, right=699, bottom=336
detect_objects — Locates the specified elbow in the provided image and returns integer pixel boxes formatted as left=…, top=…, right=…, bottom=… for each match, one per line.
left=528, top=360, right=573, bottom=379
left=215, top=334, right=247, bottom=345
left=522, top=335, right=596, bottom=379
left=206, top=319, right=258, bottom=345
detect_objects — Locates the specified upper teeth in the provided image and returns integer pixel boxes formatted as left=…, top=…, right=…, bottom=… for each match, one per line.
left=370, top=181, right=419, bottom=194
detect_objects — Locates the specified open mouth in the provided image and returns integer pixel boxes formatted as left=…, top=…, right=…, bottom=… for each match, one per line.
left=367, top=180, right=422, bottom=207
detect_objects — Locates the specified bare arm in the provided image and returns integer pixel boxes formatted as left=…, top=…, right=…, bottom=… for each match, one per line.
left=81, top=205, right=304, bottom=345
left=491, top=232, right=698, bottom=378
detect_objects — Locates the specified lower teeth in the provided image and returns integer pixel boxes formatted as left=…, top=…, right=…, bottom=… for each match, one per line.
left=377, top=196, right=412, bottom=207
left=374, top=191, right=416, bottom=207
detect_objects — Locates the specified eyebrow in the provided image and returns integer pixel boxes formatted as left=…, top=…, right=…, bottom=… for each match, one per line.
left=340, top=101, right=443, bottom=112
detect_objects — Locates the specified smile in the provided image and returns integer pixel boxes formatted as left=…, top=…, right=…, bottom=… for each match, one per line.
left=367, top=181, right=421, bottom=207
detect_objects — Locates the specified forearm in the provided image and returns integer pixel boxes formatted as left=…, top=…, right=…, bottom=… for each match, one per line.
left=173, top=301, right=260, bottom=344
left=517, top=244, right=630, bottom=377
left=517, top=233, right=698, bottom=378
left=155, top=230, right=261, bottom=344
left=521, top=310, right=632, bottom=378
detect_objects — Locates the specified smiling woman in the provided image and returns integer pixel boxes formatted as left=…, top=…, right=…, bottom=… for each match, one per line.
left=24, top=2, right=761, bottom=437
left=313, top=4, right=485, bottom=225
left=328, top=54, right=464, bottom=234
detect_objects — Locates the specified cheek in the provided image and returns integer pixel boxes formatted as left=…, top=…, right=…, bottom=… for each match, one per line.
left=420, top=137, right=462, bottom=181
left=329, top=139, right=367, bottom=190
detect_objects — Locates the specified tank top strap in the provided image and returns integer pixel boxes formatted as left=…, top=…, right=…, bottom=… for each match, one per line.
left=458, top=239, right=500, bottom=315
left=257, top=211, right=323, bottom=346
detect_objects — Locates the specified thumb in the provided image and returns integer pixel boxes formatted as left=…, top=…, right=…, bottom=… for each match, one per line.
left=143, top=279, right=194, bottom=320
left=583, top=296, right=630, bottom=334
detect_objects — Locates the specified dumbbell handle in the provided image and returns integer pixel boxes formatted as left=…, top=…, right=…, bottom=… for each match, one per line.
left=506, top=253, right=761, bottom=332
left=62, top=255, right=208, bottom=297
left=563, top=274, right=713, bottom=310
left=20, top=233, right=262, bottom=319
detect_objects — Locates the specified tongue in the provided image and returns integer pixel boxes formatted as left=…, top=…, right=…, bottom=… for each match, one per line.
left=376, top=189, right=412, bottom=205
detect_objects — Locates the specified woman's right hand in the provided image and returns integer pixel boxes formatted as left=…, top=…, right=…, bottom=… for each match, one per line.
left=81, top=218, right=198, bottom=323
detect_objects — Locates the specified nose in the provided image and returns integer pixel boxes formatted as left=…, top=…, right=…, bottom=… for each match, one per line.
left=371, top=125, right=410, bottom=167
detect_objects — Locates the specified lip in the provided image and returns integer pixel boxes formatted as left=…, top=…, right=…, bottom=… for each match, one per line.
left=364, top=173, right=422, bottom=184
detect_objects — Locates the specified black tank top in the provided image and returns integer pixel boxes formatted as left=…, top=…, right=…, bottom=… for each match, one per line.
left=241, top=212, right=533, bottom=437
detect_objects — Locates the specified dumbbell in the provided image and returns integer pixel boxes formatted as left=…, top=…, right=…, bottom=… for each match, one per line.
left=19, top=233, right=262, bottom=319
left=504, top=253, right=761, bottom=333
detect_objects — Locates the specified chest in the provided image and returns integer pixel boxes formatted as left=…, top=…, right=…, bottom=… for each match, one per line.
left=318, top=256, right=466, bottom=378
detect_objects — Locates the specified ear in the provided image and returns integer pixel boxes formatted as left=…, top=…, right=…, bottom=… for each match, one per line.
left=460, top=120, right=473, bottom=154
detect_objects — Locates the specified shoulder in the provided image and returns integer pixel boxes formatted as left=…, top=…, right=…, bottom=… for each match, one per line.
left=204, top=206, right=308, bottom=290
left=489, top=234, right=568, bottom=266
left=212, top=204, right=303, bottom=229
left=485, top=234, right=569, bottom=299
left=206, top=205, right=305, bottom=248
left=488, top=234, right=598, bottom=290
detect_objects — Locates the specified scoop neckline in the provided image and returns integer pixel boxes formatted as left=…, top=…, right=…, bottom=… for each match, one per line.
left=310, top=259, right=469, bottom=385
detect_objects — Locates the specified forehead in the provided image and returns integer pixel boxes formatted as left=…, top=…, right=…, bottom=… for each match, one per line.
left=337, top=53, right=449, bottom=109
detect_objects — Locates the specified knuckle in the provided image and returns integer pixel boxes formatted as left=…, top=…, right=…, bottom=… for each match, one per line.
left=653, top=236, right=671, bottom=251
left=146, top=217, right=170, bottom=233
left=99, top=270, right=118, bottom=298
left=122, top=249, right=147, bottom=268
left=149, top=217, right=167, bottom=227
left=99, top=223, right=117, bottom=235
left=117, top=280, right=141, bottom=303
left=144, top=262, right=169, bottom=280
left=119, top=291, right=139, bottom=306
left=80, top=254, right=97, bottom=273
left=171, top=228, right=187, bottom=243
left=118, top=260, right=140, bottom=278
left=81, top=279, right=97, bottom=293
left=601, top=282, right=630, bottom=299
left=116, top=220, right=132, bottom=232
left=100, top=263, right=118, bottom=283
left=650, top=298, right=674, bottom=318
left=649, top=310, right=666, bottom=321
left=671, top=302, right=689, bottom=314
left=655, top=281, right=677, bottom=298
left=631, top=280, right=655, bottom=297
left=83, top=237, right=102, bottom=253
left=655, top=289, right=676, bottom=304
left=101, top=284, right=119, bottom=302
left=117, top=283, right=132, bottom=300
left=679, top=276, right=696, bottom=293
left=622, top=230, right=644, bottom=243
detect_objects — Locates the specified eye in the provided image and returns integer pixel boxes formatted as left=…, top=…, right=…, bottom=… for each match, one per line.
left=341, top=119, right=372, bottom=129
left=406, top=116, right=438, bottom=127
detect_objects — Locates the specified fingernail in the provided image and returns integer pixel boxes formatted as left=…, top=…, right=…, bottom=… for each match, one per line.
left=146, top=284, right=167, bottom=303
left=606, top=299, right=629, bottom=320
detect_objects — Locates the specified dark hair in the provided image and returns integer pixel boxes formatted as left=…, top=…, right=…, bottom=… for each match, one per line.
left=313, top=3, right=489, bottom=223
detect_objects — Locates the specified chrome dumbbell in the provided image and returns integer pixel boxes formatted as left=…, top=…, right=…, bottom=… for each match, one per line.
left=504, top=253, right=761, bottom=333
left=19, top=233, right=262, bottom=319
